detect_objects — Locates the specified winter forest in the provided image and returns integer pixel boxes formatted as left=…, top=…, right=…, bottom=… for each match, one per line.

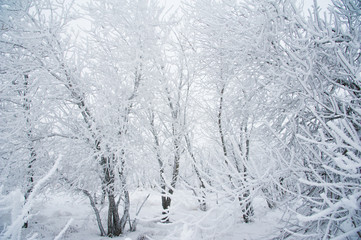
left=0, top=0, right=360, bottom=239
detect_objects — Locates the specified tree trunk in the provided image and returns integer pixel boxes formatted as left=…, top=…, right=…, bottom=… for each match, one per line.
left=82, top=189, right=106, bottom=236
left=102, top=155, right=123, bottom=237
left=161, top=186, right=173, bottom=222
left=149, top=111, right=177, bottom=222
left=241, top=189, right=254, bottom=223
left=107, top=190, right=121, bottom=236
left=218, top=84, right=228, bottom=159
left=22, top=74, right=37, bottom=229
left=241, top=123, right=254, bottom=222
left=119, top=189, right=130, bottom=231
left=160, top=132, right=181, bottom=222
left=23, top=148, right=36, bottom=228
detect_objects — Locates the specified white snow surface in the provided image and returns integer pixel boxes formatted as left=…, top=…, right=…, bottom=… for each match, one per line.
left=2, top=189, right=285, bottom=240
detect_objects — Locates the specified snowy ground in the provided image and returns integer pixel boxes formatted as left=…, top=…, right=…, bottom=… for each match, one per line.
left=1, top=189, right=286, bottom=240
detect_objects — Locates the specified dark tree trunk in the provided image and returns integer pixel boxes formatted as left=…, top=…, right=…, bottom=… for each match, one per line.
left=106, top=191, right=121, bottom=237
left=102, top=155, right=123, bottom=237
left=160, top=132, right=181, bottom=222
left=240, top=123, right=254, bottom=222
left=22, top=148, right=36, bottom=228
left=218, top=84, right=234, bottom=185
left=22, top=74, right=37, bottom=229
left=218, top=84, right=228, bottom=159
left=241, top=189, right=254, bottom=223
left=149, top=111, right=179, bottom=222
left=161, top=186, right=173, bottom=222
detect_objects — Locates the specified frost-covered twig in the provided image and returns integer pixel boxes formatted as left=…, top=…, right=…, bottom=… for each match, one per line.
left=54, top=218, right=73, bottom=240
left=130, top=193, right=150, bottom=232
left=1, top=155, right=62, bottom=240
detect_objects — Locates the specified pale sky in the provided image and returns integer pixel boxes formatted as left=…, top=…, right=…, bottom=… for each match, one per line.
left=303, top=0, right=333, bottom=14
left=160, top=0, right=334, bottom=14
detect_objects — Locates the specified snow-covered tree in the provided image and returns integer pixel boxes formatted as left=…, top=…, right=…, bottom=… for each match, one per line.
left=145, top=20, right=203, bottom=220
left=81, top=0, right=169, bottom=235
left=186, top=0, right=290, bottom=223
left=1, top=0, right=360, bottom=239
left=273, top=0, right=361, bottom=238
left=0, top=0, right=79, bottom=231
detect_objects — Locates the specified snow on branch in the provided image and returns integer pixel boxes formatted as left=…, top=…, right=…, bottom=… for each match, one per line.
left=1, top=155, right=62, bottom=240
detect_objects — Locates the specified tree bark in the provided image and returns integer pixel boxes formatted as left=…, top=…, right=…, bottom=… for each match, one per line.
left=149, top=110, right=177, bottom=222
left=21, top=74, right=37, bottom=229
left=218, top=84, right=228, bottom=159
left=101, top=155, right=125, bottom=237
left=82, top=189, right=106, bottom=236
left=160, top=124, right=181, bottom=222
left=240, top=122, right=254, bottom=222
